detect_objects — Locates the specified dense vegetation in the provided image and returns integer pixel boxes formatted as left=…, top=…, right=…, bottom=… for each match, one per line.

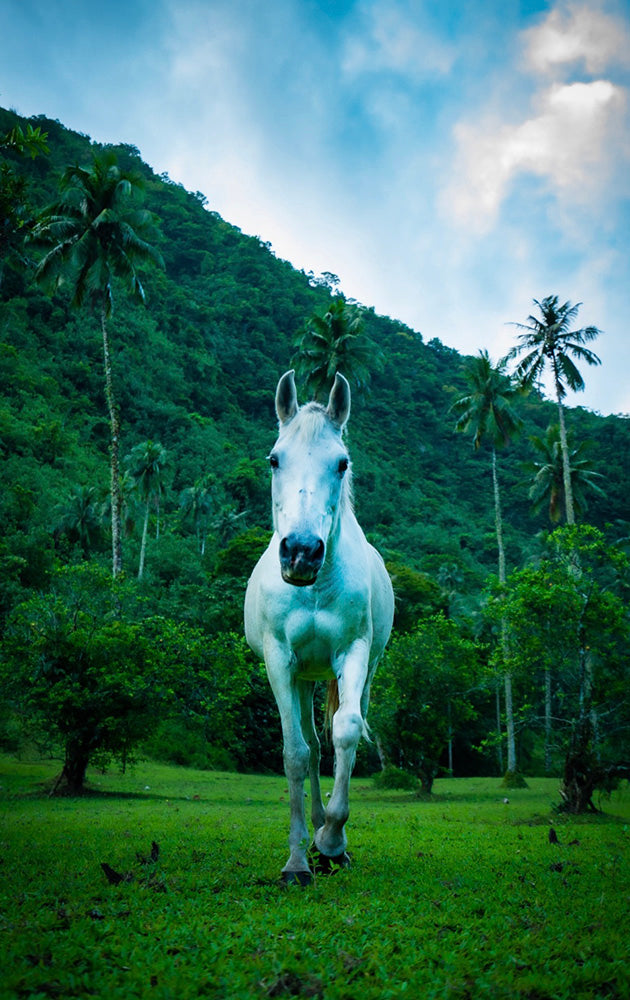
left=1, top=107, right=628, bottom=800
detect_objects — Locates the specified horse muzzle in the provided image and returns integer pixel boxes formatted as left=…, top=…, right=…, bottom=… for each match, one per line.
left=279, top=533, right=325, bottom=586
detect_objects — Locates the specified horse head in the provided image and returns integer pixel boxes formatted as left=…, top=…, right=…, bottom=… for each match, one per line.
left=270, top=370, right=351, bottom=587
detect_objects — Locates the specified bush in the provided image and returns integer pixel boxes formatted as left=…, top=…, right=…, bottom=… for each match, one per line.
left=143, top=719, right=236, bottom=771
left=372, top=765, right=419, bottom=791
left=501, top=770, right=529, bottom=789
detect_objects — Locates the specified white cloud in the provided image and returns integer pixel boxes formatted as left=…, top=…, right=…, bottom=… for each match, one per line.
left=445, top=79, right=628, bottom=230
left=442, top=0, right=630, bottom=233
left=522, top=1, right=630, bottom=75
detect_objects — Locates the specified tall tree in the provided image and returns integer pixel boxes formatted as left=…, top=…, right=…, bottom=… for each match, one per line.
left=527, top=424, right=606, bottom=524
left=507, top=296, right=602, bottom=525
left=180, top=477, right=215, bottom=556
left=292, top=296, right=377, bottom=401
left=126, top=440, right=168, bottom=580
left=32, top=150, right=164, bottom=576
left=54, top=484, right=102, bottom=558
left=451, top=350, right=523, bottom=777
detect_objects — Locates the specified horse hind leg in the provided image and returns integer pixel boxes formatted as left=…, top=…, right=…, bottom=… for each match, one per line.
left=298, top=681, right=326, bottom=831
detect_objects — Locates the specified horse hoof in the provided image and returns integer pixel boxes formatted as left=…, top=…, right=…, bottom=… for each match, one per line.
left=281, top=870, right=313, bottom=886
left=309, top=848, right=351, bottom=875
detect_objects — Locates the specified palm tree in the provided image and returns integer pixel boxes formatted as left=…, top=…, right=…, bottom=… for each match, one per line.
left=451, top=350, right=524, bottom=777
left=54, top=485, right=102, bottom=557
left=527, top=424, right=605, bottom=524
left=126, top=440, right=168, bottom=580
left=32, top=150, right=164, bottom=576
left=180, top=477, right=216, bottom=556
left=292, top=296, right=377, bottom=401
left=507, top=296, right=602, bottom=525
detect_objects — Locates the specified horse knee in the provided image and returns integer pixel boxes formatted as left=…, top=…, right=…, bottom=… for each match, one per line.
left=283, top=741, right=309, bottom=781
left=333, top=709, right=363, bottom=751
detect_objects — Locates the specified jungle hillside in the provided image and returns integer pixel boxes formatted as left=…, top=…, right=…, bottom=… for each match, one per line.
left=1, top=108, right=629, bottom=801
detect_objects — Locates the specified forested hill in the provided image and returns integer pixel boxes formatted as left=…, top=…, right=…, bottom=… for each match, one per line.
left=1, top=106, right=629, bottom=626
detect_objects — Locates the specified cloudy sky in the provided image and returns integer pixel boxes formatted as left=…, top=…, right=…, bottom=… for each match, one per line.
left=2, top=0, right=629, bottom=415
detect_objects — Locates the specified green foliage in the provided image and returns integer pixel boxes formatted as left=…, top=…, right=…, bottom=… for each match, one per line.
left=142, top=717, right=238, bottom=771
left=371, top=764, right=419, bottom=790
left=385, top=560, right=445, bottom=632
left=526, top=423, right=606, bottom=523
left=0, top=565, right=251, bottom=792
left=451, top=350, right=524, bottom=451
left=1, top=122, right=49, bottom=158
left=32, top=149, right=164, bottom=317
left=508, top=296, right=602, bottom=400
left=488, top=526, right=630, bottom=810
left=372, top=614, right=480, bottom=792
left=501, top=770, right=529, bottom=789
left=292, top=295, right=379, bottom=401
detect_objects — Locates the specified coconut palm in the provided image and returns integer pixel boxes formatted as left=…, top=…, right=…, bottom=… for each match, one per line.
left=54, top=484, right=102, bottom=557
left=292, top=296, right=377, bottom=401
left=451, top=350, right=524, bottom=776
left=33, top=150, right=164, bottom=576
left=527, top=424, right=605, bottom=525
left=126, top=440, right=168, bottom=580
left=180, top=477, right=216, bottom=556
left=507, top=296, right=602, bottom=525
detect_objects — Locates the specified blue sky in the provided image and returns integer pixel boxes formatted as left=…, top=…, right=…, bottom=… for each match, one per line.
left=2, top=0, right=629, bottom=415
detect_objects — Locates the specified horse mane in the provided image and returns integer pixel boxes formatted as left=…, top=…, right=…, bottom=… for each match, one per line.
left=279, top=402, right=354, bottom=513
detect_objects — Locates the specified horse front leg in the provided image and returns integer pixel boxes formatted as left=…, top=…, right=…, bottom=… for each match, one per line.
left=312, top=640, right=370, bottom=866
left=265, top=643, right=313, bottom=884
left=298, top=681, right=326, bottom=831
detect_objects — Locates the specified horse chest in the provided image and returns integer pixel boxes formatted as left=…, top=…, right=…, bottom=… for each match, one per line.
left=285, top=598, right=360, bottom=679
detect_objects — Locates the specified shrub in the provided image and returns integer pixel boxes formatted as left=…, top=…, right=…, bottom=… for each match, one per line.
left=372, top=765, right=419, bottom=790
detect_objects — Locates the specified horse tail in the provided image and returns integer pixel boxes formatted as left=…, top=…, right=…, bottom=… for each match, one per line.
left=324, top=678, right=340, bottom=734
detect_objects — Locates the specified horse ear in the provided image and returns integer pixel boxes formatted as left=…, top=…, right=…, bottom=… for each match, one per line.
left=275, top=370, right=299, bottom=424
left=326, top=372, right=351, bottom=430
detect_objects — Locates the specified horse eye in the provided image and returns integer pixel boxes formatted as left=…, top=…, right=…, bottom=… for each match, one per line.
left=269, top=453, right=279, bottom=470
left=338, top=457, right=349, bottom=475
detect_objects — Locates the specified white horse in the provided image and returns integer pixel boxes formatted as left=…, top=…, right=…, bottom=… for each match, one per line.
left=244, top=370, right=394, bottom=884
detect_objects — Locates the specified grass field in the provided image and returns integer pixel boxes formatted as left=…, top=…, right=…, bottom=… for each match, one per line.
left=1, top=756, right=629, bottom=999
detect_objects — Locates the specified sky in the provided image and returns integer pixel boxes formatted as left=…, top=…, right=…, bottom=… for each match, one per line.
left=2, top=0, right=629, bottom=415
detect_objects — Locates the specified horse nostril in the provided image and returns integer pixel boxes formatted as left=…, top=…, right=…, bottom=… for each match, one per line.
left=311, top=539, right=325, bottom=563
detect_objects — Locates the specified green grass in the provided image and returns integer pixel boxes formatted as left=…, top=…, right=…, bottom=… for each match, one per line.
left=1, top=757, right=629, bottom=999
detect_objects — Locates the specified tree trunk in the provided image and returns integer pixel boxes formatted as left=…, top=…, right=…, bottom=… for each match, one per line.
left=504, top=671, right=516, bottom=774
left=544, top=667, right=552, bottom=773
left=492, top=448, right=517, bottom=774
left=101, top=308, right=123, bottom=577
left=418, top=765, right=435, bottom=795
left=52, top=740, right=90, bottom=795
left=559, top=621, right=599, bottom=812
left=556, top=396, right=575, bottom=526
left=558, top=717, right=599, bottom=813
left=495, top=683, right=504, bottom=774
left=138, top=501, right=150, bottom=579
left=492, top=448, right=506, bottom=584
